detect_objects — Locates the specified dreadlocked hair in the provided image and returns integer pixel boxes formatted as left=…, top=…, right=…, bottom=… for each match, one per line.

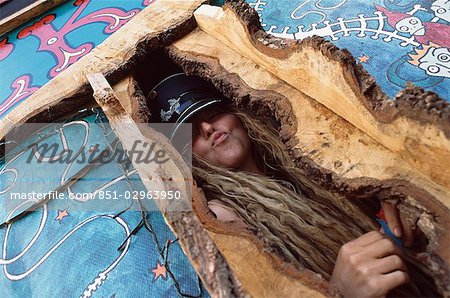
left=192, top=107, right=375, bottom=279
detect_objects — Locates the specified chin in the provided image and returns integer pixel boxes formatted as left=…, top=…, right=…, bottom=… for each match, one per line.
left=218, top=158, right=244, bottom=170
left=220, top=162, right=241, bottom=170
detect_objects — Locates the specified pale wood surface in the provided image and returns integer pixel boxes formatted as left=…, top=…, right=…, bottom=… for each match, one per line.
left=170, top=26, right=450, bottom=297
left=170, top=28, right=450, bottom=209
left=0, top=0, right=205, bottom=139
left=112, top=77, right=134, bottom=116
left=209, top=231, right=326, bottom=298
left=193, top=4, right=450, bottom=191
left=0, top=0, right=68, bottom=36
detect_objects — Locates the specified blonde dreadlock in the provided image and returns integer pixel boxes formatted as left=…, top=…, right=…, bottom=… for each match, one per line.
left=193, top=107, right=375, bottom=279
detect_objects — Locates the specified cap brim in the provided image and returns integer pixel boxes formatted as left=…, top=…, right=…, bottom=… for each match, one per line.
left=170, top=98, right=223, bottom=140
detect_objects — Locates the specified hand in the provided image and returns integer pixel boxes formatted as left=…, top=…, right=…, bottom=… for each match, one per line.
left=330, top=231, right=410, bottom=298
left=382, top=202, right=414, bottom=247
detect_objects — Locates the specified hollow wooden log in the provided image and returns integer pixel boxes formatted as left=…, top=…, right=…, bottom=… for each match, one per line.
left=168, top=28, right=449, bottom=207
left=1, top=0, right=449, bottom=296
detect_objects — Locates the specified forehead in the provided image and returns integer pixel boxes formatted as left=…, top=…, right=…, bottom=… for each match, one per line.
left=189, top=104, right=231, bottom=122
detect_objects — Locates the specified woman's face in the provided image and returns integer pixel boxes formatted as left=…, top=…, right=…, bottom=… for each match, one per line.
left=191, top=105, right=253, bottom=170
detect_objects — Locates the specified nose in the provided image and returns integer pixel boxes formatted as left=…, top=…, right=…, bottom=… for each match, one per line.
left=199, top=121, right=214, bottom=139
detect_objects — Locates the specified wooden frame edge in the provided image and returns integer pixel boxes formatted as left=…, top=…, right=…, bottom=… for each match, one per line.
left=0, top=0, right=68, bottom=37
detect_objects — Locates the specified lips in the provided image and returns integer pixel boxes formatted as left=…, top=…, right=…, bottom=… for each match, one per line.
left=212, top=131, right=228, bottom=147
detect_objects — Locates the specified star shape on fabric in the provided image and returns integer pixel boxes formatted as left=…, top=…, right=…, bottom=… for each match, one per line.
left=358, top=55, right=370, bottom=63
left=55, top=209, right=69, bottom=223
left=151, top=262, right=167, bottom=282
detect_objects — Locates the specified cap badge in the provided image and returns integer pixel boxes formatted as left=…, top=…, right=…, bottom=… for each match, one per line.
left=161, top=97, right=181, bottom=121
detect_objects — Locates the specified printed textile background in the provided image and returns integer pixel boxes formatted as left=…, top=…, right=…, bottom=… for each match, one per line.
left=245, top=0, right=449, bottom=99
left=0, top=109, right=207, bottom=297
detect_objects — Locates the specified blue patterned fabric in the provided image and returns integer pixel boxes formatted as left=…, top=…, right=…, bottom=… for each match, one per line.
left=0, top=0, right=149, bottom=119
left=244, top=0, right=449, bottom=100
left=0, top=110, right=207, bottom=297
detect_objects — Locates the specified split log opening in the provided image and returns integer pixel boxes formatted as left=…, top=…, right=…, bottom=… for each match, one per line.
left=2, top=29, right=447, bottom=298
left=131, top=48, right=445, bottom=296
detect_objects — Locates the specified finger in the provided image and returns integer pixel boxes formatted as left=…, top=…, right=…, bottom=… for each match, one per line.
left=372, top=255, right=408, bottom=274
left=366, top=238, right=403, bottom=259
left=382, top=203, right=402, bottom=238
left=352, top=230, right=385, bottom=247
left=378, top=270, right=410, bottom=291
left=400, top=214, right=414, bottom=247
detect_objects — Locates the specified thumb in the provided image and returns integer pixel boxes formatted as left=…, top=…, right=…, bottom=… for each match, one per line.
left=382, top=202, right=402, bottom=238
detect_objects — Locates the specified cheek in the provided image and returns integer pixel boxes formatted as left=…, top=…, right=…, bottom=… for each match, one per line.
left=212, top=143, right=246, bottom=168
left=227, top=115, right=247, bottom=134
left=231, top=121, right=251, bottom=147
left=192, top=139, right=208, bottom=158
left=192, top=114, right=252, bottom=167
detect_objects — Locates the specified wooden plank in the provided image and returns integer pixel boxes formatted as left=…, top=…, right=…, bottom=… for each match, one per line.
left=168, top=27, right=450, bottom=296
left=87, top=73, right=190, bottom=211
left=0, top=0, right=68, bottom=37
left=112, top=76, right=151, bottom=123
left=209, top=232, right=328, bottom=297
left=169, top=28, right=449, bottom=208
left=0, top=0, right=205, bottom=139
left=193, top=2, right=450, bottom=191
left=0, top=0, right=35, bottom=20
left=87, top=72, right=246, bottom=297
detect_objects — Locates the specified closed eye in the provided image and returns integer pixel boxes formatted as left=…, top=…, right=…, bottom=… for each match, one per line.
left=208, top=111, right=224, bottom=120
left=192, top=126, right=199, bottom=138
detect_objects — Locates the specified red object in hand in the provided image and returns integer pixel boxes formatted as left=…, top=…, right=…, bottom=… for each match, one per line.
left=377, top=208, right=386, bottom=221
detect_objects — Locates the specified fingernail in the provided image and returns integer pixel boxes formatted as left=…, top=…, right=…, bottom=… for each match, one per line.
left=394, top=227, right=402, bottom=237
